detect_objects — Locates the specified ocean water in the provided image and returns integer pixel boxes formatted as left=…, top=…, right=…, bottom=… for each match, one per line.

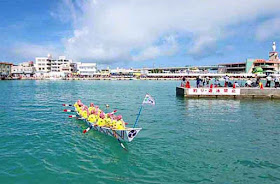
left=0, top=80, right=279, bottom=184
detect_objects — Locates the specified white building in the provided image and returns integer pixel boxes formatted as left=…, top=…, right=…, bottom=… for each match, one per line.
left=11, top=61, right=36, bottom=78
left=50, top=56, right=74, bottom=73
left=76, top=62, right=97, bottom=77
left=35, top=54, right=52, bottom=73
left=35, top=54, right=76, bottom=77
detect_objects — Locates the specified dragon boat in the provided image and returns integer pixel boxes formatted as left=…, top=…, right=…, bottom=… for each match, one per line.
left=63, top=94, right=155, bottom=149
left=74, top=108, right=142, bottom=142
left=63, top=104, right=142, bottom=143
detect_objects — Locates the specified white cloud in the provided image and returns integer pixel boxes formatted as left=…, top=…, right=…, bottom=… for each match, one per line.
left=188, top=36, right=217, bottom=56
left=256, top=17, right=280, bottom=41
left=132, top=35, right=178, bottom=61
left=55, top=0, right=280, bottom=63
left=11, top=43, right=61, bottom=61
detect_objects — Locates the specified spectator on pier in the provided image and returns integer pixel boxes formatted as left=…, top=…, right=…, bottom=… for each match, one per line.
left=274, top=76, right=279, bottom=88
left=202, top=77, right=206, bottom=87
left=196, top=76, right=201, bottom=88
left=224, top=75, right=229, bottom=87
left=234, top=81, right=240, bottom=87
left=206, top=76, right=210, bottom=86
left=245, top=78, right=252, bottom=87
left=181, top=77, right=186, bottom=87
left=256, top=77, right=261, bottom=86
left=266, top=75, right=272, bottom=87
left=214, top=78, right=219, bottom=87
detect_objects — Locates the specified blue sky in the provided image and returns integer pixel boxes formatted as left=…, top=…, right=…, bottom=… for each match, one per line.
left=1, top=0, right=280, bottom=68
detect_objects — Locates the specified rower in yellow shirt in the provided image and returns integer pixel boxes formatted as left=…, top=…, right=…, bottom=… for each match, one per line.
left=115, top=115, right=126, bottom=130
left=104, top=114, right=112, bottom=127
left=88, top=113, right=97, bottom=123
left=97, top=113, right=106, bottom=126
left=88, top=103, right=95, bottom=113
left=81, top=106, right=89, bottom=119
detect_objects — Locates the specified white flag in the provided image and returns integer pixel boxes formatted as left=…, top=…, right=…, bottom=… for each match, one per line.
left=142, top=94, right=155, bottom=105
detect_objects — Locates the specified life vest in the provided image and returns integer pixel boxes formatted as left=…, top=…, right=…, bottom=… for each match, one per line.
left=97, top=118, right=106, bottom=126
left=88, top=107, right=94, bottom=113
left=82, top=111, right=88, bottom=118
left=88, top=114, right=96, bottom=123
left=115, top=120, right=125, bottom=130
left=74, top=102, right=78, bottom=108
left=112, top=120, right=117, bottom=129
left=77, top=107, right=81, bottom=114
left=105, top=117, right=112, bottom=127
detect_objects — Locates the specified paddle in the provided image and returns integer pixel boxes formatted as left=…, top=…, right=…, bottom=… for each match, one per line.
left=63, top=109, right=75, bottom=112
left=83, top=124, right=93, bottom=134
left=83, top=125, right=94, bottom=134
left=69, top=115, right=76, bottom=118
left=111, top=110, right=117, bottom=114
left=117, top=139, right=127, bottom=151
left=63, top=104, right=73, bottom=106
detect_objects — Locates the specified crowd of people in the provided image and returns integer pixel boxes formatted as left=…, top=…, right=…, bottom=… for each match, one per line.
left=181, top=75, right=280, bottom=88
left=74, top=100, right=127, bottom=130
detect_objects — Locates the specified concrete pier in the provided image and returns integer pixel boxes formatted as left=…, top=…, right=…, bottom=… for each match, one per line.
left=176, top=87, right=280, bottom=99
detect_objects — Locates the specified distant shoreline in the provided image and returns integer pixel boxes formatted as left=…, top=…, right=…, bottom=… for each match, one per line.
left=1, top=77, right=254, bottom=81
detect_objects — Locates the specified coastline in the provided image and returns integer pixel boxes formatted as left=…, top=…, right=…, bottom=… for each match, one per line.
left=1, top=76, right=254, bottom=81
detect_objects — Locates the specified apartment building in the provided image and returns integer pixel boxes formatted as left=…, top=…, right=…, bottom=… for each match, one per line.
left=11, top=61, right=36, bottom=77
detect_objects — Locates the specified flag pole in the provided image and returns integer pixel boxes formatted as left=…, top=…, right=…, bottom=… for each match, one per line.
left=133, top=105, right=143, bottom=128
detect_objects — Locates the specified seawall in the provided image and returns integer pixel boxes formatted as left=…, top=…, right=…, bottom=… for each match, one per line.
left=176, top=87, right=280, bottom=99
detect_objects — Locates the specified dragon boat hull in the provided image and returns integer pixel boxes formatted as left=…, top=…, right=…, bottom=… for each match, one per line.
left=76, top=112, right=142, bottom=142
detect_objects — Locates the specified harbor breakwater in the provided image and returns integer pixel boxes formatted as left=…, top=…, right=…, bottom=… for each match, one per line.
left=177, top=87, right=280, bottom=99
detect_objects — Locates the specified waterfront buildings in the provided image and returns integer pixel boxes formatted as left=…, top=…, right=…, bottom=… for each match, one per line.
left=218, top=59, right=280, bottom=75
left=76, top=62, right=97, bottom=77
left=2, top=42, right=279, bottom=79
left=0, top=62, right=13, bottom=78
left=217, top=42, right=280, bottom=75
left=35, top=54, right=76, bottom=77
left=143, top=66, right=219, bottom=74
left=11, top=61, right=36, bottom=78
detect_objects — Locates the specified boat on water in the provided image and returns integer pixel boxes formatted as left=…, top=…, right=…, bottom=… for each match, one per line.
left=63, top=94, right=155, bottom=149
left=75, top=109, right=142, bottom=142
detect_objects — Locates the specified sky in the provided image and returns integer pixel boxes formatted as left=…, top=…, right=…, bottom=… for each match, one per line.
left=0, top=0, right=280, bottom=68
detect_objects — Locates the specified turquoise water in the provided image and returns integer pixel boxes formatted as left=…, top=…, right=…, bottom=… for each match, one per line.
left=0, top=80, right=280, bottom=183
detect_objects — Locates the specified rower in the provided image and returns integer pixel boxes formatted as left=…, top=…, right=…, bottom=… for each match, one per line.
left=105, top=114, right=112, bottom=127
left=77, top=99, right=83, bottom=107
left=82, top=106, right=89, bottom=119
left=74, top=102, right=78, bottom=108
left=77, top=105, right=82, bottom=114
left=88, top=103, right=95, bottom=113
left=95, top=106, right=102, bottom=116
left=112, top=116, right=117, bottom=129
left=97, top=113, right=106, bottom=126
left=88, top=113, right=97, bottom=123
left=115, top=115, right=126, bottom=130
